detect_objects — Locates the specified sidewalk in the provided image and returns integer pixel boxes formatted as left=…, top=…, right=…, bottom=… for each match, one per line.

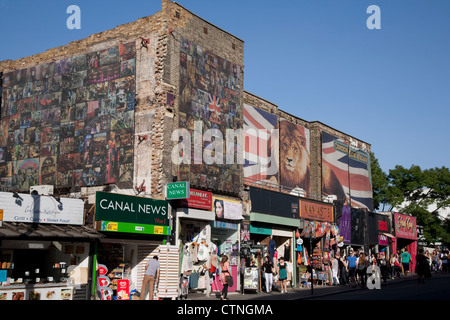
left=186, top=272, right=449, bottom=301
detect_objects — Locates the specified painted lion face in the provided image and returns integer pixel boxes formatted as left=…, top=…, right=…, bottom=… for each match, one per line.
left=279, top=121, right=310, bottom=190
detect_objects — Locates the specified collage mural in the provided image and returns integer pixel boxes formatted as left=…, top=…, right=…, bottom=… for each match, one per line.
left=0, top=42, right=136, bottom=191
left=178, top=37, right=243, bottom=194
left=322, top=131, right=373, bottom=211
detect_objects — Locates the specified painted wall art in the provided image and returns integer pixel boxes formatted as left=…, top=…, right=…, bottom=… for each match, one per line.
left=178, top=37, right=243, bottom=194
left=0, top=42, right=136, bottom=191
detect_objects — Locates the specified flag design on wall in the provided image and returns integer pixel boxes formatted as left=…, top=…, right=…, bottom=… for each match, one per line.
left=321, top=131, right=373, bottom=211
left=243, top=104, right=278, bottom=184
left=348, top=147, right=373, bottom=211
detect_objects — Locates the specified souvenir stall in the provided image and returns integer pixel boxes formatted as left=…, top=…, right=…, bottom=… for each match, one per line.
left=296, top=198, right=337, bottom=288
left=240, top=220, right=262, bottom=293
left=175, top=189, right=215, bottom=296
left=296, top=220, right=341, bottom=288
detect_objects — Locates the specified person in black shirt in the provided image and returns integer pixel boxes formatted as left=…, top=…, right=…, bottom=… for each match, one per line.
left=263, top=256, right=274, bottom=293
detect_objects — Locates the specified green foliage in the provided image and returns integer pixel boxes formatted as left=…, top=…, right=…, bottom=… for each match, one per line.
left=370, top=154, right=450, bottom=246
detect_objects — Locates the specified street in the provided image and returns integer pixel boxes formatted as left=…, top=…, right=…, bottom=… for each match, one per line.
left=189, top=273, right=450, bottom=301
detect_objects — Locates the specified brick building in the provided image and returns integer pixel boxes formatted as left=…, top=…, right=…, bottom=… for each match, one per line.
left=0, top=1, right=374, bottom=300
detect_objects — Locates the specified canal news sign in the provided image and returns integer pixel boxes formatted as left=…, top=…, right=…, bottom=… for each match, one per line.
left=95, top=191, right=170, bottom=235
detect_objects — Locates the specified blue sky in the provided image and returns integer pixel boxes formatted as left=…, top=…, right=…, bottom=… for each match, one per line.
left=1, top=0, right=449, bottom=174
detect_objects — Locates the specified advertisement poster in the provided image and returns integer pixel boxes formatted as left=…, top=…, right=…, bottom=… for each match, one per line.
left=213, top=196, right=243, bottom=220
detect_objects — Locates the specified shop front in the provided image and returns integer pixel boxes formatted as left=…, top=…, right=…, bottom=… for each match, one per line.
left=393, top=212, right=417, bottom=274
left=93, top=191, right=177, bottom=300
left=175, top=188, right=215, bottom=296
left=0, top=191, right=99, bottom=300
left=247, top=187, right=301, bottom=291
left=210, top=196, right=243, bottom=295
left=297, top=198, right=337, bottom=288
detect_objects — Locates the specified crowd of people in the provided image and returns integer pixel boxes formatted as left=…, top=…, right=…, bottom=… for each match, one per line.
left=330, top=248, right=449, bottom=288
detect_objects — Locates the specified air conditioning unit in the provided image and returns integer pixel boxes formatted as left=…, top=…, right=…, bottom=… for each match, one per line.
left=290, top=188, right=305, bottom=197
left=326, top=195, right=337, bottom=203
left=30, top=185, right=54, bottom=196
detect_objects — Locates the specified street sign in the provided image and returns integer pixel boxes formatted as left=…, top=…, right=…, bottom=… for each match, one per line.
left=165, top=181, right=190, bottom=200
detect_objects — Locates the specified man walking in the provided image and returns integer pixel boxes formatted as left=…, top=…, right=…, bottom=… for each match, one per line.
left=140, top=256, right=160, bottom=300
left=346, top=250, right=358, bottom=287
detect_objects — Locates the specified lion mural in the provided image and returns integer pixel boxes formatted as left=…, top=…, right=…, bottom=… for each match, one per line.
left=279, top=120, right=311, bottom=192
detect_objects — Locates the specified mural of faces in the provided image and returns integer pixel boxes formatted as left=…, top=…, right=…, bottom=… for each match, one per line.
left=0, top=43, right=136, bottom=191
left=179, top=37, right=243, bottom=194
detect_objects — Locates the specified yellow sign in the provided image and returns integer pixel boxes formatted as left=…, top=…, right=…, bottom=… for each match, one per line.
left=106, top=222, right=118, bottom=231
left=154, top=226, right=163, bottom=234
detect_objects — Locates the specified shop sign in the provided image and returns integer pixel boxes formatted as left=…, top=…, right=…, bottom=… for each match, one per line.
left=117, top=279, right=130, bottom=300
left=378, top=234, right=389, bottom=246
left=394, top=212, right=417, bottom=240
left=97, top=220, right=170, bottom=235
left=177, top=188, right=212, bottom=210
left=250, top=224, right=271, bottom=235
left=378, top=221, right=387, bottom=231
left=299, top=199, right=333, bottom=222
left=95, top=192, right=170, bottom=235
left=0, top=191, right=84, bottom=225
left=165, top=181, right=190, bottom=200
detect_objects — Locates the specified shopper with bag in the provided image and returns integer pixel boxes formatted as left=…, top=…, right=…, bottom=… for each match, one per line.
left=220, top=255, right=231, bottom=300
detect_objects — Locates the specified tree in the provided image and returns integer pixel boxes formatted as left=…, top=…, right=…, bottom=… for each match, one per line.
left=370, top=152, right=388, bottom=211
left=386, top=165, right=450, bottom=246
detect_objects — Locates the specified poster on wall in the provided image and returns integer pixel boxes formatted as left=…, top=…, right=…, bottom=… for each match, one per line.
left=178, top=37, right=243, bottom=194
left=279, top=119, right=310, bottom=193
left=322, top=131, right=373, bottom=211
left=348, top=147, right=373, bottom=210
left=321, top=131, right=350, bottom=204
left=213, top=196, right=243, bottom=220
left=243, top=104, right=278, bottom=185
left=0, top=42, right=136, bottom=191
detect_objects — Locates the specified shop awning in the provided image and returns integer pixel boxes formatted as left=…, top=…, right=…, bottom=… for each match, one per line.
left=0, top=222, right=103, bottom=239
left=382, top=233, right=396, bottom=238
left=250, top=212, right=301, bottom=228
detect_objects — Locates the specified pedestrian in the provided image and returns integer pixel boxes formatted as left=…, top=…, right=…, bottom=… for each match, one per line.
left=277, top=257, right=288, bottom=293
left=346, top=249, right=358, bottom=287
left=400, top=248, right=412, bottom=277
left=377, top=253, right=388, bottom=283
left=331, top=253, right=340, bottom=285
left=357, top=252, right=369, bottom=288
left=441, top=250, right=449, bottom=274
left=140, top=255, right=160, bottom=300
left=263, top=255, right=274, bottom=293
left=415, top=248, right=431, bottom=284
left=338, top=252, right=348, bottom=285
left=432, top=250, right=439, bottom=272
left=390, top=254, right=403, bottom=278
left=220, top=255, right=231, bottom=300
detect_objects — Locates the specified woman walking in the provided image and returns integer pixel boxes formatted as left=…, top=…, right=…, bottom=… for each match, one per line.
left=220, top=255, right=231, bottom=300
left=357, top=252, right=369, bottom=288
left=277, top=257, right=288, bottom=293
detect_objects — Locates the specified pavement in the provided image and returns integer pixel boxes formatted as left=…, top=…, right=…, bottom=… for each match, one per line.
left=185, top=272, right=450, bottom=301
